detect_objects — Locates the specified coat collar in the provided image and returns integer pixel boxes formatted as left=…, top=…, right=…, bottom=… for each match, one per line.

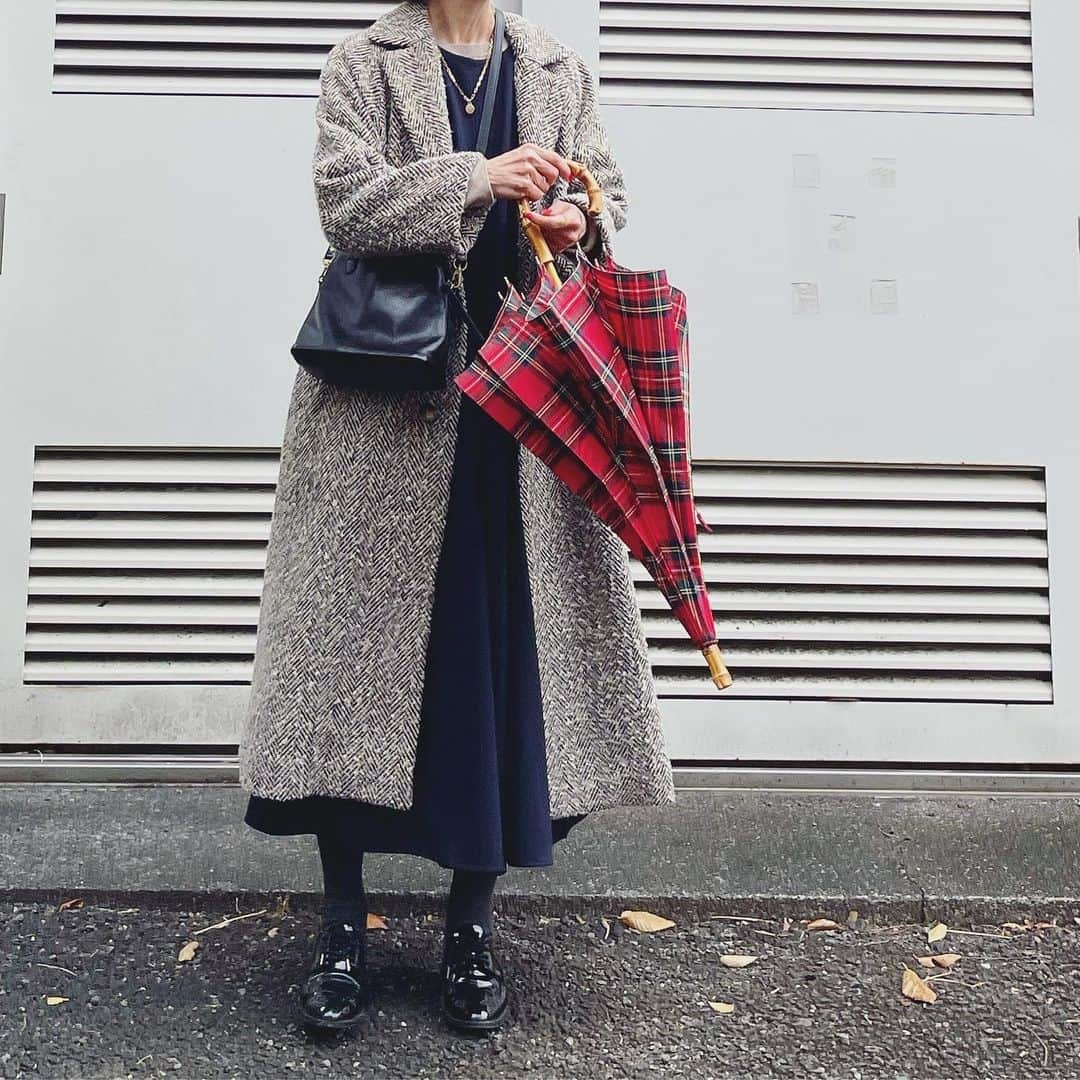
left=368, top=0, right=568, bottom=170
left=368, top=1, right=571, bottom=67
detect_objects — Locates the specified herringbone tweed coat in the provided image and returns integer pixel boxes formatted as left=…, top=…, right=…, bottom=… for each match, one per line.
left=237, top=0, right=676, bottom=818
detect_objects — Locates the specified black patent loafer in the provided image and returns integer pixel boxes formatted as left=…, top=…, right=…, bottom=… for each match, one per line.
left=298, top=916, right=369, bottom=1030
left=442, top=923, right=509, bottom=1032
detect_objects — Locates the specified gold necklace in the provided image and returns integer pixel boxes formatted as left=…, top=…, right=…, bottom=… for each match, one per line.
left=440, top=34, right=494, bottom=115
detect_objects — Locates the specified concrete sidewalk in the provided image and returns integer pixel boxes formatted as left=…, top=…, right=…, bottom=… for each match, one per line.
left=3, top=896, right=1078, bottom=1080
left=4, top=783, right=1080, bottom=922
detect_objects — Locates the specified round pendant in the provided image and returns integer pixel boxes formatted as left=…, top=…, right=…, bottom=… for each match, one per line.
left=465, top=101, right=476, bottom=115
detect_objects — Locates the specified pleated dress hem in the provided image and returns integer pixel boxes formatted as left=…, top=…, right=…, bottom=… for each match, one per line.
left=243, top=794, right=585, bottom=874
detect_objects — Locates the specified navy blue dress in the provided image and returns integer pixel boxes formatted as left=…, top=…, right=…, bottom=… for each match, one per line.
left=244, top=40, right=585, bottom=874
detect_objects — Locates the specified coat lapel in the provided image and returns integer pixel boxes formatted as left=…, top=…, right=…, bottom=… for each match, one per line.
left=368, top=2, right=570, bottom=159
left=367, top=2, right=572, bottom=288
left=374, top=5, right=453, bottom=159
left=506, top=9, right=570, bottom=151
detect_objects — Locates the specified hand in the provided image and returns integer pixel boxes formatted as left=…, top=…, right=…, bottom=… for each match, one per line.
left=521, top=199, right=588, bottom=255
left=486, top=142, right=571, bottom=201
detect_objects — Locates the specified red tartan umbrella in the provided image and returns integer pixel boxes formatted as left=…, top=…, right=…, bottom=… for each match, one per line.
left=459, top=285, right=649, bottom=555
left=455, top=164, right=732, bottom=691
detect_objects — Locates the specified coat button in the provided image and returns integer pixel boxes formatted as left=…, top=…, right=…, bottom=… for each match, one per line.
left=421, top=404, right=438, bottom=422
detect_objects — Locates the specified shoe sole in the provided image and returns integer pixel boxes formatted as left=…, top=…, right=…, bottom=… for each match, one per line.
left=442, top=1001, right=509, bottom=1033
left=299, top=1006, right=367, bottom=1031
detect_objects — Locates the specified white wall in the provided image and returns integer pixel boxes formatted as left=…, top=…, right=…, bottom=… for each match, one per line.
left=2, top=1, right=1077, bottom=768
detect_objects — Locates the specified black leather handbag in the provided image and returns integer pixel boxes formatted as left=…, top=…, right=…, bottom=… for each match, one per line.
left=291, top=7, right=505, bottom=392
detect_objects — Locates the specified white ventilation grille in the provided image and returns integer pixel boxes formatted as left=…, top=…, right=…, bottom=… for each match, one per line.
left=25, top=450, right=1051, bottom=703
left=52, top=1, right=394, bottom=95
left=24, top=448, right=276, bottom=683
left=600, top=0, right=1034, bottom=114
left=642, top=462, right=1051, bottom=703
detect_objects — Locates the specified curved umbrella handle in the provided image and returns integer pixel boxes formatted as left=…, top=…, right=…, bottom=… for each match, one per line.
left=518, top=160, right=605, bottom=288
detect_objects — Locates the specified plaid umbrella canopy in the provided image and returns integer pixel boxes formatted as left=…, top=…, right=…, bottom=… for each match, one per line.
left=455, top=164, right=732, bottom=691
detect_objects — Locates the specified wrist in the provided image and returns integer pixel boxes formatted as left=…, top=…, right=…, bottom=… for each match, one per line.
left=464, top=157, right=494, bottom=209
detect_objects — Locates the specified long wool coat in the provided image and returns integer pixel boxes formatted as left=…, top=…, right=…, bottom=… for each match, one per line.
left=237, top=0, right=676, bottom=818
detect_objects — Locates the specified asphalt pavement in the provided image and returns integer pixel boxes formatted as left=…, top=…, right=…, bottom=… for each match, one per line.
left=4, top=896, right=1080, bottom=1079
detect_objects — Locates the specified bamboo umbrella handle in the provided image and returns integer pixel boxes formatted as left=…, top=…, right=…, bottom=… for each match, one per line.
left=519, top=160, right=604, bottom=289
left=704, top=643, right=734, bottom=690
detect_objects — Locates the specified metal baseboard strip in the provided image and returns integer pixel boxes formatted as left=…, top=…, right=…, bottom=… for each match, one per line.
left=2, top=754, right=1080, bottom=794
left=673, top=767, right=1080, bottom=795
left=0, top=753, right=239, bottom=784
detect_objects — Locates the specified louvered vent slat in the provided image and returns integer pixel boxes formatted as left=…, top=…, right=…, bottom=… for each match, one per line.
left=25, top=447, right=276, bottom=683
left=53, top=1, right=394, bottom=95
left=653, top=674, right=1048, bottom=702
left=24, top=450, right=1051, bottom=703
left=643, top=614, right=1050, bottom=645
left=599, top=1, right=1034, bottom=114
left=651, top=643, right=1052, bottom=673
left=642, top=461, right=1050, bottom=703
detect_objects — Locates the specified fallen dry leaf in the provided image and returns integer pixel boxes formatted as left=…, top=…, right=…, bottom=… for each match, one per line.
left=266, top=927, right=279, bottom=938
left=720, top=955, right=758, bottom=969
left=902, top=966, right=938, bottom=1004
left=804, top=918, right=840, bottom=932
left=177, top=939, right=200, bottom=962
left=367, top=913, right=389, bottom=930
left=56, top=898, right=83, bottom=913
left=708, top=1001, right=736, bottom=1014
left=915, top=953, right=962, bottom=969
left=847, top=910, right=860, bottom=928
left=927, top=922, right=948, bottom=943
left=932, top=953, right=962, bottom=968
left=45, top=996, right=69, bottom=1006
left=619, top=910, right=675, bottom=933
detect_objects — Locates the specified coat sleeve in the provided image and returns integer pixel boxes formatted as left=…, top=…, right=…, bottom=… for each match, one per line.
left=558, top=53, right=629, bottom=262
left=313, top=39, right=494, bottom=259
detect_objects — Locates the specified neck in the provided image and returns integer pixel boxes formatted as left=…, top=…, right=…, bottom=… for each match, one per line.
left=425, top=0, right=494, bottom=44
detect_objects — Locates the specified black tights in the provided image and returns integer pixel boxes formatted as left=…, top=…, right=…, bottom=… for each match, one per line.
left=316, top=830, right=500, bottom=934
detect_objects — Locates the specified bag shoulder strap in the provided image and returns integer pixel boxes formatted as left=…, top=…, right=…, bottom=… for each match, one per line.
left=474, top=6, right=504, bottom=157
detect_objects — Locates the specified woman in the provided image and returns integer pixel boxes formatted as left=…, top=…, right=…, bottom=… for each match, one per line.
left=237, top=0, right=675, bottom=1034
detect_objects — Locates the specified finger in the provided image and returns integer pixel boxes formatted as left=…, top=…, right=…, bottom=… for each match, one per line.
left=529, top=205, right=578, bottom=232
left=547, top=202, right=582, bottom=226
left=532, top=146, right=572, bottom=179
left=531, top=155, right=560, bottom=186
left=524, top=164, right=554, bottom=194
left=523, top=211, right=577, bottom=243
left=518, top=144, right=568, bottom=184
left=522, top=163, right=557, bottom=196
